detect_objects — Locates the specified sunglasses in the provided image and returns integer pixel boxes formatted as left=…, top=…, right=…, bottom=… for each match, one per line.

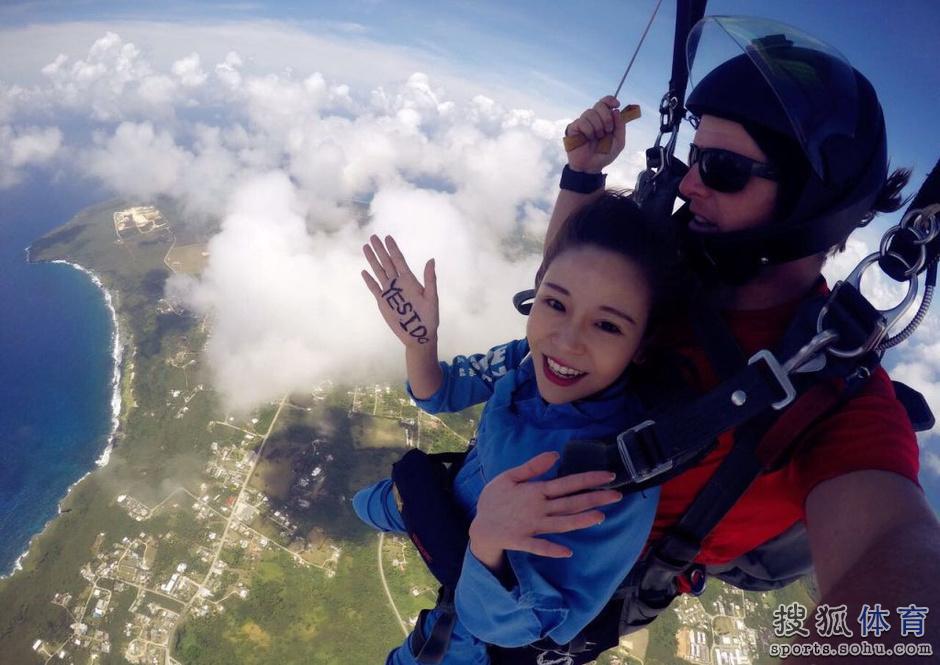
left=688, top=144, right=779, bottom=193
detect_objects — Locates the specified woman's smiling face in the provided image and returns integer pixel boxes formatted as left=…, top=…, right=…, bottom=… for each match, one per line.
left=526, top=245, right=652, bottom=404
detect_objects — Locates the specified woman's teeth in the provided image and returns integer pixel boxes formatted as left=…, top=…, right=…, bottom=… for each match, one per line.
left=547, top=357, right=585, bottom=378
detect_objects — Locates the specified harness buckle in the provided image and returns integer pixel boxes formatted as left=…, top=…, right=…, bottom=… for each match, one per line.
left=782, top=329, right=838, bottom=375
left=747, top=350, right=796, bottom=410
left=616, top=420, right=674, bottom=484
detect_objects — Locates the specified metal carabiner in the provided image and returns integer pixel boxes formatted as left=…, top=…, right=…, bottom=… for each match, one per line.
left=879, top=226, right=926, bottom=278
left=878, top=204, right=940, bottom=279
left=901, top=203, right=940, bottom=242
left=821, top=253, right=919, bottom=358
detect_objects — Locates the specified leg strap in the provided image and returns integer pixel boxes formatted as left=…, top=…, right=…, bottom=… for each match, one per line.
left=409, top=587, right=457, bottom=665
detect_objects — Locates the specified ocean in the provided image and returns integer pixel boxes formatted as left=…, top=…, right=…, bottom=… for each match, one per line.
left=0, top=172, right=112, bottom=575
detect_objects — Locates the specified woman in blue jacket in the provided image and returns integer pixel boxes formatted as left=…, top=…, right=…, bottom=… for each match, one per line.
left=354, top=192, right=678, bottom=664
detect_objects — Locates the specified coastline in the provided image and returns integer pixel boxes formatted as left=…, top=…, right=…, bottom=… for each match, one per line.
left=2, top=255, right=125, bottom=579
left=51, top=260, right=123, bottom=468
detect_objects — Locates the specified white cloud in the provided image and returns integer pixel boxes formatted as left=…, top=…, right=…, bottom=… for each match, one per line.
left=172, top=53, right=207, bottom=88
left=0, top=125, right=62, bottom=187
left=136, top=74, right=178, bottom=112
left=38, top=32, right=158, bottom=121
left=155, top=65, right=556, bottom=411
left=85, top=121, right=191, bottom=200
left=168, top=172, right=372, bottom=410
left=167, top=170, right=540, bottom=414
left=214, top=51, right=243, bottom=90
left=925, top=451, right=940, bottom=477
left=0, top=20, right=585, bottom=120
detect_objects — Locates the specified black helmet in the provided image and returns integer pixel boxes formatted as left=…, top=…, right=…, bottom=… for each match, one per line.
left=682, top=17, right=888, bottom=283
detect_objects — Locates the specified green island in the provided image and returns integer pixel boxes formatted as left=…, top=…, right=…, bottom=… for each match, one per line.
left=0, top=201, right=812, bottom=664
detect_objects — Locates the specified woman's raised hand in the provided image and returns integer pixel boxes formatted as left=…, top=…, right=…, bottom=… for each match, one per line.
left=361, top=234, right=439, bottom=348
left=564, top=96, right=628, bottom=174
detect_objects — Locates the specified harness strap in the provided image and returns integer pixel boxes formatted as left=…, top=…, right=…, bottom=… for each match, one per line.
left=562, top=347, right=798, bottom=488
left=664, top=0, right=708, bottom=133
left=391, top=450, right=470, bottom=663
left=630, top=368, right=866, bottom=607
left=391, top=449, right=470, bottom=588
left=617, top=292, right=880, bottom=637
left=624, top=392, right=825, bottom=631
left=409, top=587, right=458, bottom=665
left=645, top=417, right=766, bottom=581
left=892, top=380, right=936, bottom=432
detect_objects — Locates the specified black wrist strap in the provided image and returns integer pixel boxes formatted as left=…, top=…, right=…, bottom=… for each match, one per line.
left=560, top=164, right=606, bottom=194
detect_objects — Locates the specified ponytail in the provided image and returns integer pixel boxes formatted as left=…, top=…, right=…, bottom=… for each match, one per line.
left=872, top=166, right=913, bottom=214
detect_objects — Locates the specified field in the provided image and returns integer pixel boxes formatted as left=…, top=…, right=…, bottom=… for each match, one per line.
left=165, top=243, right=209, bottom=275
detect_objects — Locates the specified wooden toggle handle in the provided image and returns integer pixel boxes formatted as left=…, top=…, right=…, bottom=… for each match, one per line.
left=563, top=104, right=641, bottom=154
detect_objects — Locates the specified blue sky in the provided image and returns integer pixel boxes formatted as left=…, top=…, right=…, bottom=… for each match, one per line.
left=1, top=1, right=939, bottom=496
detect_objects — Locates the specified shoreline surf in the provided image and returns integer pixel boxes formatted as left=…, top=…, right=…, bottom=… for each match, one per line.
left=1, top=255, right=125, bottom=579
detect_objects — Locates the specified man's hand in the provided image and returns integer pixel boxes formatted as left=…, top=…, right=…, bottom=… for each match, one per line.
left=565, top=96, right=627, bottom=174
left=468, top=451, right=622, bottom=572
left=361, top=234, right=439, bottom=348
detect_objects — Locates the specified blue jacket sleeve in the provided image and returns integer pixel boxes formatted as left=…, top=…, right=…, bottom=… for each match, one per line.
left=456, top=547, right=567, bottom=648
left=454, top=486, right=660, bottom=647
left=407, top=339, right=529, bottom=414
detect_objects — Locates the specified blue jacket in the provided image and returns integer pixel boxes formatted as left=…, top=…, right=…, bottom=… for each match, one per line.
left=411, top=339, right=659, bottom=648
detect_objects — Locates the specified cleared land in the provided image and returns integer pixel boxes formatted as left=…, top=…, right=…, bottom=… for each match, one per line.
left=165, top=243, right=209, bottom=275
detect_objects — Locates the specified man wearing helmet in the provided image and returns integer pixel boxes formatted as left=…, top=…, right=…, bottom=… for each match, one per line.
left=530, top=20, right=940, bottom=658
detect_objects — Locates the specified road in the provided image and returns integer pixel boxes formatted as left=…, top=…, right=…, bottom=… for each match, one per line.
left=192, top=395, right=288, bottom=612
left=378, top=532, right=409, bottom=636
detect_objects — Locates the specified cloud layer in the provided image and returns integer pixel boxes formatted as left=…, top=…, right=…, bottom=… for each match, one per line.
left=3, top=28, right=653, bottom=412
left=2, top=23, right=938, bottom=486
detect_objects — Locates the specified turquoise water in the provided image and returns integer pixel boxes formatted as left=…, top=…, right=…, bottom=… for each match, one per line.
left=0, top=174, right=112, bottom=575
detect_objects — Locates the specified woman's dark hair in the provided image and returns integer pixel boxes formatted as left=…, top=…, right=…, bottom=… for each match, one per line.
left=537, top=190, right=681, bottom=332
